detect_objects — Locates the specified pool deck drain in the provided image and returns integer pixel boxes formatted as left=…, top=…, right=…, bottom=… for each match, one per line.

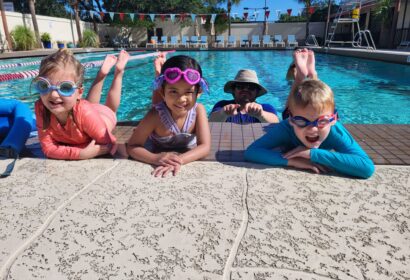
left=1, top=122, right=409, bottom=280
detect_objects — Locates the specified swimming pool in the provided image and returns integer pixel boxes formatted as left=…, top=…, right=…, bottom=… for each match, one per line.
left=1, top=50, right=409, bottom=124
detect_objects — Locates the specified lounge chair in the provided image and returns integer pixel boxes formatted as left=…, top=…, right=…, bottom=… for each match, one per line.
left=180, top=36, right=189, bottom=48
left=398, top=40, right=410, bottom=49
left=146, top=36, right=158, bottom=48
left=274, top=35, right=285, bottom=47
left=169, top=36, right=179, bottom=48
left=190, top=36, right=200, bottom=48
left=157, top=36, right=168, bottom=48
left=240, top=35, right=249, bottom=47
left=226, top=35, right=237, bottom=47
left=287, top=35, right=298, bottom=48
left=251, top=35, right=260, bottom=47
left=214, top=35, right=225, bottom=47
left=200, top=36, right=208, bottom=48
left=262, top=35, right=273, bottom=47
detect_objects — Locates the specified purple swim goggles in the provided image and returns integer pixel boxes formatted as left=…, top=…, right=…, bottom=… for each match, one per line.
left=153, top=67, right=209, bottom=94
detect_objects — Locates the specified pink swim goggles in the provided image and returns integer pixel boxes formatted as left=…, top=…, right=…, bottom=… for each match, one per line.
left=153, top=67, right=209, bottom=93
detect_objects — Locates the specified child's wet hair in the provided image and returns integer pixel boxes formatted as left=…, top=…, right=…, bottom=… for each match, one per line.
left=39, top=49, right=84, bottom=85
left=288, top=79, right=335, bottom=113
left=286, top=62, right=296, bottom=81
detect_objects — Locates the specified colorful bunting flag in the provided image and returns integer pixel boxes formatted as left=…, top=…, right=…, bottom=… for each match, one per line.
left=149, top=14, right=155, bottom=22
left=243, top=12, right=248, bottom=21
left=309, top=7, right=315, bottom=15
left=99, top=11, right=104, bottom=20
left=210, top=14, right=216, bottom=24
left=265, top=10, right=270, bottom=19
left=180, top=13, right=186, bottom=21
left=109, top=12, right=114, bottom=21
left=130, top=13, right=135, bottom=21
left=119, top=12, right=124, bottom=21
left=287, top=9, right=292, bottom=16
left=160, top=14, right=166, bottom=22
left=139, top=14, right=145, bottom=21
left=170, top=14, right=175, bottom=22
left=191, top=14, right=196, bottom=22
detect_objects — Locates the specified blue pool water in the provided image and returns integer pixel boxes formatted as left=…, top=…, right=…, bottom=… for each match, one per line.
left=1, top=50, right=409, bottom=124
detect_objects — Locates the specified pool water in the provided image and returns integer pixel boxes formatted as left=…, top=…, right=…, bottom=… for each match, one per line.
left=1, top=50, right=409, bottom=124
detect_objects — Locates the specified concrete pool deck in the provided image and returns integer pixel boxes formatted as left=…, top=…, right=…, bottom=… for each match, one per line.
left=1, top=123, right=409, bottom=279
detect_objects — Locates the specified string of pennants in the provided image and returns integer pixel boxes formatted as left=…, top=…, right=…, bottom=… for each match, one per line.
left=81, top=7, right=317, bottom=23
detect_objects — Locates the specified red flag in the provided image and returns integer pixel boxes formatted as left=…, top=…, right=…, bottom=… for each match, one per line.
left=244, top=12, right=248, bottom=20
left=309, top=7, right=315, bottom=15
left=99, top=11, right=104, bottom=20
left=119, top=13, right=124, bottom=21
left=139, top=14, right=145, bottom=21
left=265, top=10, right=270, bottom=18
left=201, top=15, right=206, bottom=22
left=287, top=9, right=292, bottom=16
left=160, top=14, right=166, bottom=22
left=180, top=13, right=186, bottom=21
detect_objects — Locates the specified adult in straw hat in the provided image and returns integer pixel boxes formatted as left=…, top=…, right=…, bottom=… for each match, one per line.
left=209, top=69, right=279, bottom=124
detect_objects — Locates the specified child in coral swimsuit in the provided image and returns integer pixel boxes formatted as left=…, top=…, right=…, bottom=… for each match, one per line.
left=34, top=49, right=129, bottom=160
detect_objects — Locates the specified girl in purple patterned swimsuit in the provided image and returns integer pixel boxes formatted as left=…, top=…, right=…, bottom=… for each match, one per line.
left=127, top=55, right=211, bottom=177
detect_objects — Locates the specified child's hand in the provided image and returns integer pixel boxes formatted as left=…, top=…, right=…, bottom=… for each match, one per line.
left=223, top=104, right=240, bottom=116
left=151, top=163, right=181, bottom=177
left=283, top=146, right=311, bottom=159
left=79, top=140, right=110, bottom=159
left=155, top=152, right=183, bottom=167
left=154, top=52, right=167, bottom=77
left=287, top=158, right=328, bottom=174
left=244, top=102, right=263, bottom=117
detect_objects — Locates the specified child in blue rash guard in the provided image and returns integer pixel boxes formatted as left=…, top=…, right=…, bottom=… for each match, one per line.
left=244, top=79, right=374, bottom=179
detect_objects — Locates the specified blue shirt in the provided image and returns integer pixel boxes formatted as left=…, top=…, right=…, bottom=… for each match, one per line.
left=211, top=100, right=277, bottom=124
left=244, top=120, right=374, bottom=179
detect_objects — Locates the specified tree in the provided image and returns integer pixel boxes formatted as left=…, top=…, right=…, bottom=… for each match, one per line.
left=0, top=0, right=13, bottom=50
left=28, top=0, right=42, bottom=48
left=295, top=0, right=328, bottom=39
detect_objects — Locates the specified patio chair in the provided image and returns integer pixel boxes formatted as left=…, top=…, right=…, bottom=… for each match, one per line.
left=200, top=36, right=208, bottom=48
left=287, top=35, right=299, bottom=48
left=251, top=35, right=260, bottom=47
left=262, top=35, right=273, bottom=47
left=190, top=36, right=200, bottom=48
left=169, top=36, right=179, bottom=48
left=213, top=35, right=225, bottom=47
left=180, top=36, right=189, bottom=48
left=146, top=36, right=158, bottom=48
left=240, top=35, right=249, bottom=47
left=157, top=36, right=168, bottom=48
left=398, top=40, right=410, bottom=49
left=226, top=35, right=237, bottom=47
left=274, top=35, right=285, bottom=47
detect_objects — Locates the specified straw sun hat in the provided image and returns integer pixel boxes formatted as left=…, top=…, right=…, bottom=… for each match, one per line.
left=223, top=69, right=268, bottom=97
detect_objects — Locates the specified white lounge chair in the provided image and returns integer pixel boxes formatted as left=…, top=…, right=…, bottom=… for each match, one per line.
left=262, top=35, right=273, bottom=47
left=189, top=36, right=200, bottom=48
left=200, top=36, right=208, bottom=48
left=226, top=35, right=237, bottom=47
left=251, top=35, right=260, bottom=47
left=180, top=36, right=189, bottom=48
left=146, top=36, right=158, bottom=48
left=157, top=36, right=168, bottom=48
left=214, top=35, right=225, bottom=47
left=169, top=36, right=179, bottom=48
left=274, top=35, right=285, bottom=47
left=287, top=35, right=298, bottom=48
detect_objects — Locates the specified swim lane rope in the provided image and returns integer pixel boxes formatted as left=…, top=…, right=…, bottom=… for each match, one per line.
left=0, top=50, right=174, bottom=83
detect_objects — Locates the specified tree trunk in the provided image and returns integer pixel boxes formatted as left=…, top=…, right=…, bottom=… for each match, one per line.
left=0, top=0, right=13, bottom=50
left=228, top=0, right=231, bottom=36
left=305, top=1, right=311, bottom=40
left=388, top=0, right=401, bottom=48
left=73, top=3, right=82, bottom=43
left=28, top=0, right=41, bottom=48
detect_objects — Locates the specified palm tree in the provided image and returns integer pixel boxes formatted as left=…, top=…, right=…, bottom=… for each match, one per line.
left=70, top=0, right=82, bottom=44
left=227, top=0, right=242, bottom=35
left=28, top=0, right=42, bottom=48
left=0, top=0, right=13, bottom=50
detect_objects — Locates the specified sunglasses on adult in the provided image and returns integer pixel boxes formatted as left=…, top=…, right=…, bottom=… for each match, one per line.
left=32, top=77, right=80, bottom=97
left=234, top=83, right=258, bottom=91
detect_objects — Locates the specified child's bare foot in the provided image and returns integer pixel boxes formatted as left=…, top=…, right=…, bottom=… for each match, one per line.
left=306, top=50, right=317, bottom=79
left=115, top=50, right=130, bottom=74
left=100, top=54, right=117, bottom=76
left=293, top=48, right=309, bottom=82
left=154, top=52, right=167, bottom=77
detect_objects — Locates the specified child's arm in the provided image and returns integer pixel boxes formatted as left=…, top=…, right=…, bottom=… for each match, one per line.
left=309, top=123, right=375, bottom=178
left=179, top=104, right=211, bottom=164
left=152, top=52, right=166, bottom=105
left=244, top=123, right=290, bottom=166
left=127, top=109, right=182, bottom=166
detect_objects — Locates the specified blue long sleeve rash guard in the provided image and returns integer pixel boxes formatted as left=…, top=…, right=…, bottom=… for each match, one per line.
left=244, top=120, right=375, bottom=179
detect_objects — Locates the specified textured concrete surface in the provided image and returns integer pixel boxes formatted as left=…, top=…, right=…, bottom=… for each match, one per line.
left=0, top=158, right=409, bottom=280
